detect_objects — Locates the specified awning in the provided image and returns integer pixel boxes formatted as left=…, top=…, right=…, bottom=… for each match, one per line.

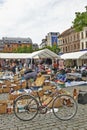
left=0, top=49, right=60, bottom=59
left=61, top=51, right=87, bottom=60
left=0, top=53, right=30, bottom=59
left=25, top=49, right=61, bottom=59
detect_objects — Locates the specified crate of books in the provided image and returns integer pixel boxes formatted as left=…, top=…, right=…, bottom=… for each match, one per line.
left=0, top=101, right=7, bottom=114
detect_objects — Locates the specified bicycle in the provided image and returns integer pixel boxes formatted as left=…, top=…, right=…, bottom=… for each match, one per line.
left=13, top=85, right=78, bottom=121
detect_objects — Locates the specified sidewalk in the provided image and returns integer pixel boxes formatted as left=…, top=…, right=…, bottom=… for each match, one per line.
left=0, top=85, right=87, bottom=130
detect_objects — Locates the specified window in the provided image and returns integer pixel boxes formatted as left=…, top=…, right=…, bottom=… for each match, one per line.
left=71, top=45, right=73, bottom=51
left=74, top=35, right=75, bottom=41
left=63, top=47, right=64, bottom=52
left=82, top=42, right=84, bottom=49
left=77, top=43, right=80, bottom=49
left=63, top=39, right=64, bottom=44
left=71, top=36, right=72, bottom=41
left=66, top=46, right=67, bottom=52
left=86, top=42, right=87, bottom=48
left=85, top=31, right=87, bottom=38
left=68, top=46, right=70, bottom=51
left=81, top=32, right=84, bottom=39
left=74, top=44, right=76, bottom=50
left=18, top=41, right=21, bottom=43
left=77, top=33, right=79, bottom=40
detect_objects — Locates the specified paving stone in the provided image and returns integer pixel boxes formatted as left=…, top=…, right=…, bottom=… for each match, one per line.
left=0, top=85, right=87, bottom=130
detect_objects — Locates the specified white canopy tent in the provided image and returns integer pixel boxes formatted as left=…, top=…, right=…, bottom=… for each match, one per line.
left=61, top=51, right=87, bottom=60
left=0, top=49, right=60, bottom=59
left=0, top=53, right=30, bottom=59
left=61, top=51, right=87, bottom=67
left=26, top=49, right=60, bottom=59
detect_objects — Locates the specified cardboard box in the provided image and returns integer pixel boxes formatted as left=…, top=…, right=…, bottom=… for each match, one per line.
left=0, top=103, right=7, bottom=114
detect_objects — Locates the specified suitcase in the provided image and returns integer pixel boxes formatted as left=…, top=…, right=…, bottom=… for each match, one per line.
left=78, top=90, right=87, bottom=104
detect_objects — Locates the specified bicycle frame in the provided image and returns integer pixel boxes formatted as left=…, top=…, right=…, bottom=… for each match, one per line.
left=31, top=88, right=59, bottom=110
left=13, top=87, right=78, bottom=121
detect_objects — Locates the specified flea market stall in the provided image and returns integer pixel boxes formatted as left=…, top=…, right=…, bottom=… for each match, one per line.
left=61, top=51, right=87, bottom=67
left=0, top=49, right=62, bottom=114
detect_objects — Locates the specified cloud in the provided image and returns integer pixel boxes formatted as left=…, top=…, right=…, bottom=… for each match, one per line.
left=0, top=0, right=6, bottom=4
left=0, top=0, right=87, bottom=44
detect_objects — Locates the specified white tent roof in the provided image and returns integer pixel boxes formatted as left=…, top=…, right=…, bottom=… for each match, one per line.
left=61, top=51, right=87, bottom=60
left=0, top=53, right=30, bottom=59
left=0, top=49, right=60, bottom=59
left=26, top=49, right=60, bottom=59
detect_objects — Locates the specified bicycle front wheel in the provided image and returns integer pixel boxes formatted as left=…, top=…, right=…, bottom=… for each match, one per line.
left=13, top=94, right=39, bottom=121
left=52, top=94, right=78, bottom=121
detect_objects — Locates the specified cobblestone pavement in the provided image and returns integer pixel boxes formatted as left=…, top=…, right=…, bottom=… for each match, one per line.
left=0, top=85, right=87, bottom=130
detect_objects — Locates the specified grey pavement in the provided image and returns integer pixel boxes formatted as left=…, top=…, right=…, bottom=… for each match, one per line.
left=0, top=85, right=87, bottom=130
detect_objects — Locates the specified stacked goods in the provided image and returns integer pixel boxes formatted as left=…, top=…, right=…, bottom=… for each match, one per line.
left=34, top=75, right=45, bottom=87
left=7, top=100, right=13, bottom=114
left=2, top=87, right=10, bottom=93
left=41, top=95, right=63, bottom=108
left=14, top=75, right=19, bottom=81
left=31, top=89, right=44, bottom=97
left=8, top=90, right=23, bottom=100
left=17, top=99, right=28, bottom=113
left=21, top=80, right=26, bottom=89
left=9, top=93, right=22, bottom=100
left=40, top=87, right=71, bottom=108
left=14, top=85, right=21, bottom=91
left=0, top=100, right=7, bottom=114
left=0, top=89, right=2, bottom=94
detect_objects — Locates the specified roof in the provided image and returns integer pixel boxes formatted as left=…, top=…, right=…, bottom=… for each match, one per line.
left=0, top=53, right=30, bottom=59
left=58, top=27, right=75, bottom=37
left=61, top=51, right=87, bottom=60
left=2, top=37, right=32, bottom=44
left=26, top=49, right=61, bottom=59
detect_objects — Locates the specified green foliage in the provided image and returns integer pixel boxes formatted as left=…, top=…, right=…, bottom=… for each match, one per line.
left=13, top=44, right=60, bottom=54
left=51, top=44, right=60, bottom=54
left=13, top=45, right=33, bottom=53
left=41, top=45, right=60, bottom=54
left=72, top=7, right=87, bottom=31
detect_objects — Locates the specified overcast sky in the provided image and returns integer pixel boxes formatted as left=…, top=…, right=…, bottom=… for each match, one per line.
left=0, top=0, right=87, bottom=44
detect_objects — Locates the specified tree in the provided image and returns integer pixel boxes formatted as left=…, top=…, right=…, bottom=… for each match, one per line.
left=51, top=44, right=60, bottom=54
left=41, top=45, right=60, bottom=54
left=13, top=45, right=33, bottom=53
left=72, top=6, right=87, bottom=31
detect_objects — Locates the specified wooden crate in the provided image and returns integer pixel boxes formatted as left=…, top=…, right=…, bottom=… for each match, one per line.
left=14, top=85, right=21, bottom=91
left=0, top=103, right=7, bottom=114
left=2, top=87, right=10, bottom=93
left=9, top=94, right=22, bottom=100
left=35, top=76, right=45, bottom=86
left=32, top=90, right=44, bottom=97
left=42, top=95, right=63, bottom=108
left=0, top=88, right=2, bottom=94
left=21, top=81, right=26, bottom=89
left=4, top=80, right=11, bottom=86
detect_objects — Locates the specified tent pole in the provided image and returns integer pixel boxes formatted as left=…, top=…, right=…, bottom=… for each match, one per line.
left=77, top=59, right=80, bottom=69
left=31, top=58, right=32, bottom=69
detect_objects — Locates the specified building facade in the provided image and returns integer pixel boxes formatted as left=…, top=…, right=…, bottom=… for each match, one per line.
left=40, top=32, right=59, bottom=48
left=80, top=27, right=87, bottom=51
left=2, top=37, right=32, bottom=52
left=32, top=43, right=39, bottom=50
left=58, top=27, right=80, bottom=54
left=0, top=40, right=4, bottom=52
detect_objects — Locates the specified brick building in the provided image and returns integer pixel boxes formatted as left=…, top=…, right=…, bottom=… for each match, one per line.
left=2, top=37, right=32, bottom=52
left=58, top=27, right=80, bottom=54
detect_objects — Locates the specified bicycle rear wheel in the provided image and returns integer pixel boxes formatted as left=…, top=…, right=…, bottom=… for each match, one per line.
left=13, top=94, right=39, bottom=121
left=52, top=94, right=78, bottom=121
